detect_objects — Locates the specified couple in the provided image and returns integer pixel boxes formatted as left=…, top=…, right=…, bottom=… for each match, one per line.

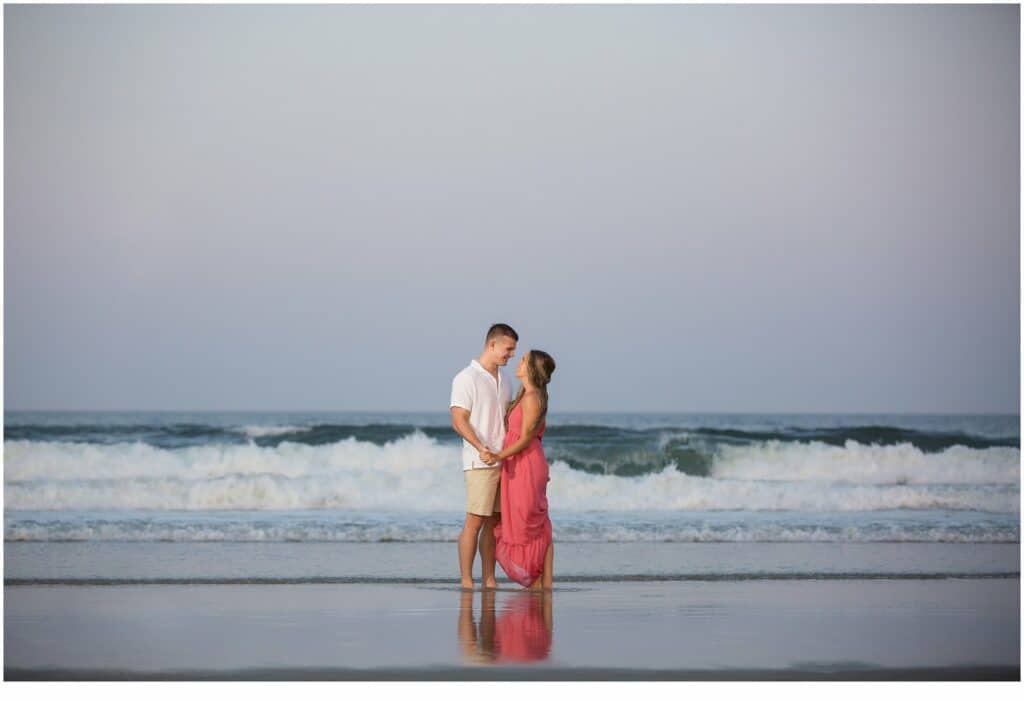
left=450, top=323, right=556, bottom=591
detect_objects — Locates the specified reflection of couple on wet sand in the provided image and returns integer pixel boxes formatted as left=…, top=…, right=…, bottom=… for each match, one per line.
left=451, top=323, right=556, bottom=590
left=458, top=590, right=554, bottom=664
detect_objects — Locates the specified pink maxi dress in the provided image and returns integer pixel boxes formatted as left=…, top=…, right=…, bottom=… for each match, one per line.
left=493, top=402, right=552, bottom=587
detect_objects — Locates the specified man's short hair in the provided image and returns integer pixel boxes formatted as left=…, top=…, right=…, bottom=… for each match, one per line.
left=485, top=323, right=519, bottom=343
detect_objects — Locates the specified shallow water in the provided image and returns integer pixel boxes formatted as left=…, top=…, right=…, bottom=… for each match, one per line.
left=4, top=541, right=1019, bottom=583
left=5, top=579, right=1019, bottom=677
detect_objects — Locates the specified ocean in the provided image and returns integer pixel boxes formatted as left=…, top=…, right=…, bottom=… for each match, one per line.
left=5, top=411, right=1020, bottom=678
left=3, top=410, right=1019, bottom=583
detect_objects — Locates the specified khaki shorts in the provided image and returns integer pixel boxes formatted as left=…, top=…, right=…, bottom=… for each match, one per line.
left=464, top=467, right=502, bottom=516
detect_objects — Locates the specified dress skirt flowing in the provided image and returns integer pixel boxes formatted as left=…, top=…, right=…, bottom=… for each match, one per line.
left=493, top=403, right=552, bottom=587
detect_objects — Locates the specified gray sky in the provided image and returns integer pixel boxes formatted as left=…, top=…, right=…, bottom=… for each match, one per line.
left=3, top=3, right=1020, bottom=413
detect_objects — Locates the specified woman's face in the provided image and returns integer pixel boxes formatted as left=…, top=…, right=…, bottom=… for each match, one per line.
left=515, top=353, right=530, bottom=381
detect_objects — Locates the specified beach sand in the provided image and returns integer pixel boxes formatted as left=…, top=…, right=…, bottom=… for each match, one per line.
left=5, top=577, right=1019, bottom=680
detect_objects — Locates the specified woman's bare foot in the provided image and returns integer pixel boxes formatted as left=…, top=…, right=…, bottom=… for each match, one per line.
left=461, top=578, right=475, bottom=591
left=482, top=578, right=498, bottom=589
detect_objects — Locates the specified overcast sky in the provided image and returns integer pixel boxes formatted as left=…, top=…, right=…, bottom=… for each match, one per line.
left=3, top=3, right=1019, bottom=414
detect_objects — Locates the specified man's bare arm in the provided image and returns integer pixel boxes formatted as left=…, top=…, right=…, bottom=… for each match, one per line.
left=451, top=407, right=498, bottom=464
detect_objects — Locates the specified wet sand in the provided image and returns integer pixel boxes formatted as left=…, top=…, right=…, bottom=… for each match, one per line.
left=5, top=577, right=1019, bottom=680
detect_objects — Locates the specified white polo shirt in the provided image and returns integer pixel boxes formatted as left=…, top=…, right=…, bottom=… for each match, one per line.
left=450, top=359, right=513, bottom=470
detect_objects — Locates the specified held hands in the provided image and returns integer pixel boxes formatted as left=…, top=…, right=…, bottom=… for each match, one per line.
left=479, top=447, right=501, bottom=466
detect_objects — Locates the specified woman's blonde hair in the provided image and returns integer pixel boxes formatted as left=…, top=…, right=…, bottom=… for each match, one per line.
left=505, top=350, right=556, bottom=431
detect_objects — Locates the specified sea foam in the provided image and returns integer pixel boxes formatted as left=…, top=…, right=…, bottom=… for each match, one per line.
left=3, top=432, right=1018, bottom=513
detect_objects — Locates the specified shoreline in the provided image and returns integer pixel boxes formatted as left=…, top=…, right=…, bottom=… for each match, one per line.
left=6, top=579, right=1018, bottom=678
left=6, top=665, right=1019, bottom=682
left=5, top=571, right=1020, bottom=586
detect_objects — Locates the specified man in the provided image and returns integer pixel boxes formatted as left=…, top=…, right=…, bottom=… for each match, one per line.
left=450, top=323, right=518, bottom=590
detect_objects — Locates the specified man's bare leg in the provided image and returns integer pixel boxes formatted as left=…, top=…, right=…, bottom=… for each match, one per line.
left=480, top=515, right=498, bottom=589
left=458, top=513, right=485, bottom=589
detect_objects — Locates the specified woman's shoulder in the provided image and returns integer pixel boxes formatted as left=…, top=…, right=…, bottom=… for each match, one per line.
left=519, top=390, right=543, bottom=412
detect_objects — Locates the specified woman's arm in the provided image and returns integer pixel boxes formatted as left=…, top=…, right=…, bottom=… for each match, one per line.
left=495, top=392, right=543, bottom=460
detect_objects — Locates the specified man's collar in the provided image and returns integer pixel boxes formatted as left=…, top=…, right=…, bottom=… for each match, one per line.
left=471, top=359, right=499, bottom=375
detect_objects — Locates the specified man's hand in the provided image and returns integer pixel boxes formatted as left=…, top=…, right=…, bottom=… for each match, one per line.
left=479, top=448, right=499, bottom=466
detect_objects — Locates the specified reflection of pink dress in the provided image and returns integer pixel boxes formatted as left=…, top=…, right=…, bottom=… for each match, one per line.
left=495, top=593, right=552, bottom=662
left=494, top=402, right=552, bottom=587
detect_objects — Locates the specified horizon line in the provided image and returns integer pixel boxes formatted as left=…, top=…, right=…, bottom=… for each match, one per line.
left=2, top=408, right=1020, bottom=417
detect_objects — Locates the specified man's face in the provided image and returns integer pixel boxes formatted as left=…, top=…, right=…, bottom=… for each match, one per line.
left=491, top=336, right=517, bottom=366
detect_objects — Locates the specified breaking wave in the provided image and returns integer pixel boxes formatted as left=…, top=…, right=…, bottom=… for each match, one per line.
left=4, top=432, right=1018, bottom=513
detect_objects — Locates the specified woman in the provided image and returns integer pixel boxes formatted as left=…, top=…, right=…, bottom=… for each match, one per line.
left=492, top=350, right=556, bottom=590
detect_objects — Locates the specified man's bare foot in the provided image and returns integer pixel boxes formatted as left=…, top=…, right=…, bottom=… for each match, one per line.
left=461, top=579, right=475, bottom=591
left=482, top=578, right=498, bottom=589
